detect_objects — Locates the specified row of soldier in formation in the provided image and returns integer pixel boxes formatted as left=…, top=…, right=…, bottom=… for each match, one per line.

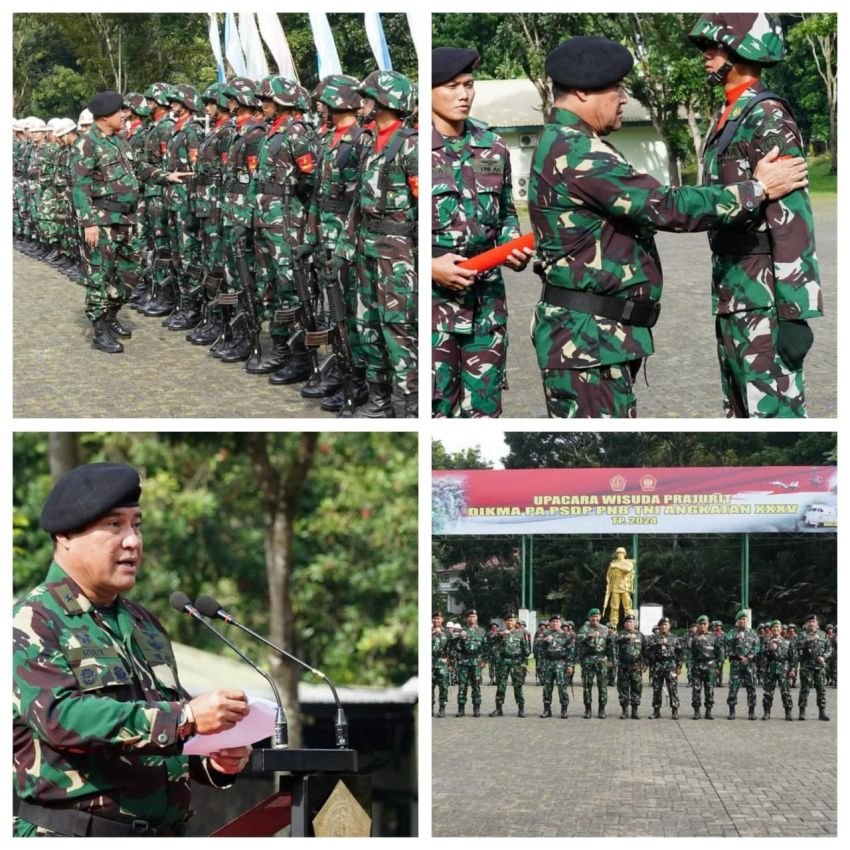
left=12, top=70, right=419, bottom=418
left=432, top=608, right=835, bottom=722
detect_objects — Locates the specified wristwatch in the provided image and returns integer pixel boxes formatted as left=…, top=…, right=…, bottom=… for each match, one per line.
left=752, top=178, right=767, bottom=204
left=177, top=702, right=196, bottom=740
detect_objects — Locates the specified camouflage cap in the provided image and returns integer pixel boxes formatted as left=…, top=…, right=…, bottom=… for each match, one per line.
left=144, top=82, right=174, bottom=107
left=125, top=92, right=151, bottom=118
left=224, top=76, right=259, bottom=108
left=318, top=74, right=362, bottom=111
left=564, top=620, right=574, bottom=628
left=359, top=70, right=414, bottom=114
left=688, top=13, right=785, bottom=66
left=202, top=82, right=230, bottom=110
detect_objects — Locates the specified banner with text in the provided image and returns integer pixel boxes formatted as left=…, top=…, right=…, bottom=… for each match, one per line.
left=432, top=467, right=836, bottom=535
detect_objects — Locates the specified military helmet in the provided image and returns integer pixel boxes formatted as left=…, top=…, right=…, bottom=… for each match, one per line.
left=257, top=75, right=301, bottom=108
left=358, top=70, right=415, bottom=114
left=169, top=83, right=204, bottom=114
left=202, top=82, right=230, bottom=110
left=54, top=117, right=78, bottom=138
left=125, top=92, right=151, bottom=118
left=318, top=74, right=362, bottom=111
left=46, top=117, right=62, bottom=131
left=144, top=81, right=174, bottom=107
left=688, top=13, right=785, bottom=66
left=77, top=108, right=94, bottom=127
left=28, top=117, right=48, bottom=132
left=224, top=76, right=259, bottom=108
left=294, top=85, right=311, bottom=112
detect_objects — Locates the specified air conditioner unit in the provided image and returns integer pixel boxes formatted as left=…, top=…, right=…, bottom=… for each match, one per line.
left=519, top=134, right=537, bottom=148
left=517, top=177, right=528, bottom=187
left=517, top=186, right=527, bottom=199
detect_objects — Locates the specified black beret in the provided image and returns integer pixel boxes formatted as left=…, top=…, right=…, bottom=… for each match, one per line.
left=658, top=617, right=670, bottom=626
left=88, top=91, right=126, bottom=118
left=504, top=612, right=517, bottom=619
left=41, top=462, right=142, bottom=534
left=464, top=608, right=478, bottom=617
left=432, top=46, right=480, bottom=88
left=432, top=611, right=443, bottom=618
left=623, top=613, right=635, bottom=621
left=546, top=36, right=634, bottom=91
left=804, top=613, right=817, bottom=623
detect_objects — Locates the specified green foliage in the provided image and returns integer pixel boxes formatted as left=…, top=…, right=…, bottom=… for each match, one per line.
left=13, top=432, right=417, bottom=689
left=432, top=441, right=493, bottom=470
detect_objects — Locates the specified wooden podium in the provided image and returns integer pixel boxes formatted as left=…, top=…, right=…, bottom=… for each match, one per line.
left=212, top=749, right=371, bottom=837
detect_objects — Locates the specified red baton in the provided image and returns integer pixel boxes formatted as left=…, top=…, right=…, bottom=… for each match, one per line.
left=457, top=233, right=535, bottom=272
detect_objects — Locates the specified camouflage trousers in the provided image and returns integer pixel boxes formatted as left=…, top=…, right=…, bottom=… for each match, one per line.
left=539, top=364, right=639, bottom=418
left=798, top=665, right=827, bottom=708
left=727, top=659, right=757, bottom=708
left=716, top=311, right=807, bottom=418
left=495, top=660, right=525, bottom=707
left=581, top=656, right=609, bottom=707
left=432, top=659, right=449, bottom=706
left=167, top=206, right=202, bottom=301
left=762, top=670, right=793, bottom=712
left=455, top=660, right=482, bottom=707
left=691, top=664, right=716, bottom=709
left=255, top=224, right=298, bottom=334
left=541, top=659, right=569, bottom=706
left=36, top=189, right=63, bottom=245
left=617, top=664, right=642, bottom=706
left=650, top=667, right=680, bottom=710
left=81, top=224, right=141, bottom=321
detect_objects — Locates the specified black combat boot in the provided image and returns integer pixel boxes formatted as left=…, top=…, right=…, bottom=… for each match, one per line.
left=517, top=706, right=525, bottom=718
left=358, top=382, right=396, bottom=418
left=248, top=333, right=291, bottom=374
left=301, top=359, right=343, bottom=399
left=403, top=392, right=418, bottom=418
left=727, top=706, right=735, bottom=720
left=106, top=306, right=132, bottom=339
left=704, top=708, right=713, bottom=720
left=219, top=324, right=254, bottom=363
left=620, top=705, right=628, bottom=720
left=798, top=706, right=806, bottom=721
left=540, top=703, right=552, bottom=718
left=784, top=708, right=793, bottom=721
left=650, top=707, right=661, bottom=719
left=671, top=707, right=679, bottom=720
left=320, top=377, right=369, bottom=413
left=762, top=708, right=770, bottom=720
left=748, top=706, right=756, bottom=721
left=268, top=336, right=312, bottom=384
left=693, top=708, right=701, bottom=720
left=437, top=704, right=445, bottom=718
left=631, top=705, right=640, bottom=720
left=165, top=301, right=202, bottom=331
left=91, top=316, right=123, bottom=354
left=560, top=704, right=568, bottom=719
left=489, top=705, right=503, bottom=717
left=188, top=309, right=223, bottom=345
left=583, top=704, right=592, bottom=719
left=818, top=707, right=830, bottom=721
left=455, top=706, right=465, bottom=718
left=143, top=275, right=177, bottom=317
left=597, top=707, right=606, bottom=719
left=473, top=705, right=480, bottom=718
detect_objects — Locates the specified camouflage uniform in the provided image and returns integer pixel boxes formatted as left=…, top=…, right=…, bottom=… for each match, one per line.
left=540, top=627, right=575, bottom=716
left=690, top=13, right=822, bottom=418
left=431, top=626, right=450, bottom=714
left=688, top=626, right=722, bottom=717
left=761, top=631, right=793, bottom=719
left=645, top=629, right=682, bottom=717
left=122, top=94, right=153, bottom=305
left=527, top=106, right=764, bottom=417
left=451, top=623, right=487, bottom=714
left=492, top=625, right=530, bottom=714
left=615, top=625, right=646, bottom=717
left=712, top=624, right=727, bottom=685
left=532, top=627, right=547, bottom=685
left=725, top=625, right=760, bottom=716
left=431, top=121, right=520, bottom=417
left=35, top=136, right=64, bottom=252
left=796, top=623, right=831, bottom=718
left=13, top=563, right=234, bottom=836
left=576, top=619, right=614, bottom=715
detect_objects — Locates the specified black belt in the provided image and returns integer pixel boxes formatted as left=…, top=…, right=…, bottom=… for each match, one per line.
left=92, top=198, right=135, bottom=215
left=541, top=283, right=661, bottom=328
left=18, top=801, right=166, bottom=837
left=255, top=181, right=291, bottom=197
left=225, top=181, right=251, bottom=194
left=709, top=230, right=772, bottom=255
left=320, top=198, right=353, bottom=214
left=363, top=217, right=414, bottom=237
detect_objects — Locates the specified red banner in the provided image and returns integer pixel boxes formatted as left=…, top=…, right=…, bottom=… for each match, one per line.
left=432, top=467, right=836, bottom=535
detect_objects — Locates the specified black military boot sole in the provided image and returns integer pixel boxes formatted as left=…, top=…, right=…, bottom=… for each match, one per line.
left=705, top=709, right=713, bottom=720
left=727, top=709, right=735, bottom=720
left=268, top=357, right=312, bottom=385
left=489, top=707, right=503, bottom=717
left=437, top=705, right=445, bottom=718
left=473, top=706, right=480, bottom=717
left=455, top=707, right=465, bottom=718
left=631, top=707, right=640, bottom=720
left=540, top=706, right=552, bottom=718
left=598, top=709, right=606, bottom=719
left=620, top=708, right=628, bottom=720
left=819, top=710, right=830, bottom=721
left=517, top=707, right=525, bottom=718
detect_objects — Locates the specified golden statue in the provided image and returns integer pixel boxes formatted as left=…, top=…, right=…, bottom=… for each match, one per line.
left=603, top=546, right=634, bottom=629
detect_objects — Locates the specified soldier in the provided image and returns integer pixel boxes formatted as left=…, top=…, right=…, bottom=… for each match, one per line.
left=539, top=614, right=575, bottom=718
left=615, top=613, right=645, bottom=719
left=34, top=119, right=64, bottom=265
left=13, top=462, right=252, bottom=836
left=337, top=70, right=418, bottom=418
left=690, top=13, right=821, bottom=418
left=606, top=622, right=618, bottom=686
left=533, top=622, right=548, bottom=685
left=527, top=36, right=808, bottom=417
left=712, top=620, right=727, bottom=686
left=451, top=608, right=487, bottom=717
left=430, top=46, right=532, bottom=417
left=562, top=620, right=577, bottom=688
left=725, top=610, right=760, bottom=720
left=689, top=614, right=722, bottom=718
left=516, top=619, right=532, bottom=683
left=486, top=622, right=500, bottom=684
left=490, top=612, right=530, bottom=717
left=786, top=623, right=799, bottom=687
left=761, top=619, right=794, bottom=721
left=577, top=607, right=614, bottom=718
left=646, top=616, right=682, bottom=719
left=51, top=118, right=81, bottom=278
left=825, top=624, right=837, bottom=687
left=797, top=613, right=831, bottom=721
left=684, top=623, right=697, bottom=687
left=431, top=612, right=450, bottom=717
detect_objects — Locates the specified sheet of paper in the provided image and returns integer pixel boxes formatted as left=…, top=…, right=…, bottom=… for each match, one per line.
left=182, top=697, right=278, bottom=755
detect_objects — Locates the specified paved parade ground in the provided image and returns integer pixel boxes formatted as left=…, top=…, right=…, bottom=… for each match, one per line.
left=432, top=678, right=837, bottom=837
left=500, top=197, right=837, bottom=419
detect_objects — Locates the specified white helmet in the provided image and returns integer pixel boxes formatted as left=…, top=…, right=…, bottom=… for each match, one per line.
left=77, top=108, right=94, bottom=127
left=28, top=117, right=48, bottom=133
left=54, top=118, right=78, bottom=138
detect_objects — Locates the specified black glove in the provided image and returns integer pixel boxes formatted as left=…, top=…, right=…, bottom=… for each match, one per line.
left=776, top=319, right=813, bottom=371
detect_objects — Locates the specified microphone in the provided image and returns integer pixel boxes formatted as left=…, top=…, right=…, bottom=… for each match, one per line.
left=194, top=594, right=350, bottom=749
left=169, top=591, right=288, bottom=749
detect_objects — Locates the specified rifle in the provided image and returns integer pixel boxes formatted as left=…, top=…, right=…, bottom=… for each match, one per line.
left=291, top=246, right=325, bottom=390
left=233, top=228, right=262, bottom=365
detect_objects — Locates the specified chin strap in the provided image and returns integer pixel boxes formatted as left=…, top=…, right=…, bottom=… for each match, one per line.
left=707, top=60, right=734, bottom=87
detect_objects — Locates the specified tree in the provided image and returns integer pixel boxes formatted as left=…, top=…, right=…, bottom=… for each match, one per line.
left=432, top=441, right=493, bottom=470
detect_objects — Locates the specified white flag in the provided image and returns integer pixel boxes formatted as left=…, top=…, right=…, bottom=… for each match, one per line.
left=257, top=12, right=299, bottom=81
left=365, top=13, right=392, bottom=71
left=308, top=12, right=343, bottom=79
left=224, top=12, right=247, bottom=77
left=406, top=12, right=420, bottom=58
left=239, top=13, right=269, bottom=81
left=208, top=14, right=226, bottom=82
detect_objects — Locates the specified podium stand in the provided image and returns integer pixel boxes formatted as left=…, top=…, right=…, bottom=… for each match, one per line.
left=212, top=749, right=371, bottom=837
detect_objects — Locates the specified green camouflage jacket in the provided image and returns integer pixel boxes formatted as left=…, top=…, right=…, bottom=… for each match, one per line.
left=221, top=114, right=267, bottom=229
left=13, top=562, right=232, bottom=835
left=795, top=628, right=832, bottom=670
left=724, top=626, right=760, bottom=662
left=431, top=121, right=520, bottom=335
left=576, top=622, right=615, bottom=663
left=432, top=628, right=450, bottom=672
left=645, top=632, right=682, bottom=672
left=540, top=629, right=575, bottom=665
left=451, top=624, right=487, bottom=664
left=688, top=631, right=723, bottom=668
left=615, top=629, right=646, bottom=667
left=193, top=115, right=235, bottom=221
left=142, top=111, right=176, bottom=197
left=72, top=125, right=140, bottom=228
left=494, top=627, right=530, bottom=662
left=165, top=114, right=204, bottom=213
left=528, top=106, right=764, bottom=368
left=701, top=82, right=822, bottom=319
left=761, top=634, right=792, bottom=677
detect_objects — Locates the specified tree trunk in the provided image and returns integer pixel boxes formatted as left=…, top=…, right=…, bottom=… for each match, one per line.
left=687, top=102, right=705, bottom=184
left=48, top=433, right=79, bottom=480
